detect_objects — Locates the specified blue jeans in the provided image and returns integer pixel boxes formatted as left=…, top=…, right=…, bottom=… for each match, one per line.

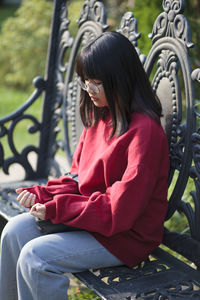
left=0, top=213, right=122, bottom=300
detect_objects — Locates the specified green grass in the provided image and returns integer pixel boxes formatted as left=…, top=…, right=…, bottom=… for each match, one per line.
left=0, top=85, right=39, bottom=117
left=69, top=284, right=100, bottom=300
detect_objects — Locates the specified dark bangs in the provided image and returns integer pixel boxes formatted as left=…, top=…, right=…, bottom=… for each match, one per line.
left=75, top=40, right=111, bottom=129
left=76, top=42, right=103, bottom=81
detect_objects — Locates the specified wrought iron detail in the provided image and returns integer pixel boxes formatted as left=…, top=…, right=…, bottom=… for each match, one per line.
left=152, top=50, right=184, bottom=173
left=56, top=3, right=73, bottom=102
left=51, top=1, right=73, bottom=152
left=191, top=69, right=200, bottom=184
left=118, top=12, right=146, bottom=65
left=144, top=0, right=195, bottom=221
left=63, top=0, right=108, bottom=164
left=192, top=68, right=200, bottom=84
left=180, top=68, right=200, bottom=242
left=0, top=77, right=45, bottom=179
left=93, top=259, right=171, bottom=284
left=39, top=0, right=73, bottom=177
left=75, top=252, right=200, bottom=299
left=78, top=0, right=108, bottom=29
left=137, top=281, right=200, bottom=300
left=149, top=0, right=193, bottom=48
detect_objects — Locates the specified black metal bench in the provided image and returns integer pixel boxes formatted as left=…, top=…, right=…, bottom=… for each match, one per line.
left=1, top=0, right=200, bottom=299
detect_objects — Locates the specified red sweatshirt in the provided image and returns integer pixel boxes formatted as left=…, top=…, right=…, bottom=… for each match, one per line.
left=24, top=112, right=169, bottom=267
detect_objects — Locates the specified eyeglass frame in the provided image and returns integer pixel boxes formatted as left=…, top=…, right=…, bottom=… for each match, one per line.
left=78, top=78, right=103, bottom=94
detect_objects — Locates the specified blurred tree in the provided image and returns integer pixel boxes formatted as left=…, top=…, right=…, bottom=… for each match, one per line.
left=103, top=0, right=199, bottom=67
left=102, top=0, right=134, bottom=28
left=131, top=0, right=162, bottom=56
left=0, top=0, right=52, bottom=89
left=0, top=0, right=199, bottom=90
left=184, top=0, right=200, bottom=67
left=132, top=0, right=200, bottom=67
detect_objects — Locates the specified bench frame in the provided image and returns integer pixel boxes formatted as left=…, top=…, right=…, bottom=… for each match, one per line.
left=1, top=0, right=200, bottom=299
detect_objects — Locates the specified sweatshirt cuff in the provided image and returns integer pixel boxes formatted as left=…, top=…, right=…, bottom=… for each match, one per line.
left=45, top=201, right=56, bottom=220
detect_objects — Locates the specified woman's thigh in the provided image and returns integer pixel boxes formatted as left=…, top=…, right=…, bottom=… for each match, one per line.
left=1, top=212, right=42, bottom=248
left=19, top=230, right=123, bottom=274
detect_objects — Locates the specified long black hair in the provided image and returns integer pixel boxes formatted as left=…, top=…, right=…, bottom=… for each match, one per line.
left=76, top=31, right=162, bottom=137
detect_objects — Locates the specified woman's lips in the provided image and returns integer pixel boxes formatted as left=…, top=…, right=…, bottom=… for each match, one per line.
left=90, top=96, right=98, bottom=102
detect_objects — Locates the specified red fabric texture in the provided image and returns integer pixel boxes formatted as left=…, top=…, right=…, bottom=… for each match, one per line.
left=23, top=113, right=169, bottom=267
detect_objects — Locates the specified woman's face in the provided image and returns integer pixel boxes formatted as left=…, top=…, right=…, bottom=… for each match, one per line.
left=85, top=79, right=108, bottom=107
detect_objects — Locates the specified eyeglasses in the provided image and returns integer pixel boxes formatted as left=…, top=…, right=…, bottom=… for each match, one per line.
left=78, top=78, right=103, bottom=94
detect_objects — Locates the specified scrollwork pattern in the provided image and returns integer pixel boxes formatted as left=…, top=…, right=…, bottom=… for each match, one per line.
left=152, top=50, right=185, bottom=173
left=118, top=12, right=140, bottom=47
left=78, top=0, right=108, bottom=29
left=118, top=12, right=146, bottom=64
left=149, top=0, right=193, bottom=48
left=91, top=257, right=200, bottom=299
left=183, top=68, right=200, bottom=241
left=137, top=281, right=200, bottom=299
left=54, top=2, right=73, bottom=110
left=0, top=77, right=45, bottom=179
left=44, top=1, right=74, bottom=176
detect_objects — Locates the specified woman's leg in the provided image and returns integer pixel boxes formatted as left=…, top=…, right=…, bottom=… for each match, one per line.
left=17, top=230, right=123, bottom=300
left=0, top=213, right=42, bottom=300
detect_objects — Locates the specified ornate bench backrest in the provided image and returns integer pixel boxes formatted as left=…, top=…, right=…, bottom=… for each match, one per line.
left=42, top=0, right=200, bottom=242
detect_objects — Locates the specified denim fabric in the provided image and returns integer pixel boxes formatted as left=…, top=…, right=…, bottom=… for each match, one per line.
left=0, top=213, right=122, bottom=300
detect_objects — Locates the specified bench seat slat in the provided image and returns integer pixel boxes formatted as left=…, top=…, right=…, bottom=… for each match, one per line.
left=74, top=248, right=200, bottom=299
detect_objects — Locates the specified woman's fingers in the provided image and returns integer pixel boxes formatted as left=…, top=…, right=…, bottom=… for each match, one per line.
left=30, top=204, right=46, bottom=220
left=16, top=188, right=23, bottom=194
left=17, top=190, right=36, bottom=208
left=25, top=193, right=36, bottom=208
left=17, top=190, right=28, bottom=204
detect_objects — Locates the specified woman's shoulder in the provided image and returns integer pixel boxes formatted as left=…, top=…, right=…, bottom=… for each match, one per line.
left=129, top=112, right=160, bottom=129
left=129, top=112, right=167, bottom=141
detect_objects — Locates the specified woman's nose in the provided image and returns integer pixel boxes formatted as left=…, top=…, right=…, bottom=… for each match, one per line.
left=87, top=83, right=96, bottom=94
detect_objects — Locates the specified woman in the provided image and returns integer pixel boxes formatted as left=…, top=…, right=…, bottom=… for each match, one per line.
left=0, top=31, right=169, bottom=300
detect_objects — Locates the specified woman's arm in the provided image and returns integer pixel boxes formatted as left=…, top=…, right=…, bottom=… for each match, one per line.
left=44, top=160, right=168, bottom=236
left=43, top=122, right=169, bottom=235
left=15, top=129, right=87, bottom=206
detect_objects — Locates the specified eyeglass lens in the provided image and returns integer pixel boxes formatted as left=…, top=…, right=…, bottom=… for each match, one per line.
left=78, top=78, right=101, bottom=94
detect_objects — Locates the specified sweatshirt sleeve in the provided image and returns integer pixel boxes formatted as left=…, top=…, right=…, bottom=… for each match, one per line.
left=19, top=175, right=79, bottom=204
left=44, top=122, right=169, bottom=236
left=44, top=163, right=162, bottom=236
left=18, top=129, right=87, bottom=203
left=70, top=128, right=87, bottom=174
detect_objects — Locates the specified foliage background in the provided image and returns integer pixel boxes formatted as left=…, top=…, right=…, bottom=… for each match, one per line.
left=0, top=0, right=199, bottom=90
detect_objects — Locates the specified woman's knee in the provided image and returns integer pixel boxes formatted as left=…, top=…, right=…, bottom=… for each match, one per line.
left=2, top=213, right=29, bottom=235
left=17, top=238, right=42, bottom=280
left=1, top=213, right=40, bottom=250
left=16, top=237, right=58, bottom=284
left=1, top=214, right=23, bottom=245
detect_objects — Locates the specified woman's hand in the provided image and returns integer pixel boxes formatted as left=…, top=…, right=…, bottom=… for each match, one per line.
left=16, top=189, right=36, bottom=208
left=30, top=203, right=46, bottom=220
